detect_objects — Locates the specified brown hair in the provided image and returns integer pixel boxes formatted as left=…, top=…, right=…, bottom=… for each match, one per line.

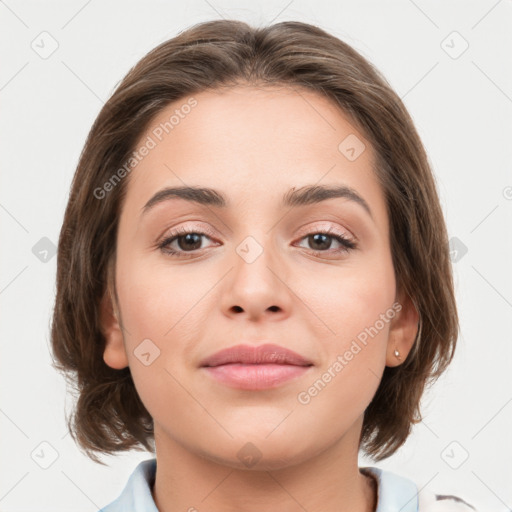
left=50, top=19, right=459, bottom=463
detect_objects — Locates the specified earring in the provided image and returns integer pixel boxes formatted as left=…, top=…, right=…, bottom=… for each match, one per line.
left=394, top=348, right=401, bottom=360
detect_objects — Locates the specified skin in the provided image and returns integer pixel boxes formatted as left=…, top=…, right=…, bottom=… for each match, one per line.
left=100, top=84, right=419, bottom=512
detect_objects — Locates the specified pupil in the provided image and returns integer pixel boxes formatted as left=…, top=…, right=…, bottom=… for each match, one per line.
left=310, top=233, right=330, bottom=250
left=180, top=233, right=201, bottom=251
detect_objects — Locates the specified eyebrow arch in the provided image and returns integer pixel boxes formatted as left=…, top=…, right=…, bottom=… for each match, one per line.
left=141, top=184, right=373, bottom=220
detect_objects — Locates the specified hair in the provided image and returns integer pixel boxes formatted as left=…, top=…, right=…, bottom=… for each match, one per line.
left=50, top=19, right=459, bottom=464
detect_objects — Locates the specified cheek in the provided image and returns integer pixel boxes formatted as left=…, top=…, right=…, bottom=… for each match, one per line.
left=296, top=249, right=396, bottom=395
left=296, top=268, right=395, bottom=417
left=302, top=253, right=396, bottom=335
left=114, top=256, right=206, bottom=419
left=114, top=255, right=214, bottom=394
left=116, top=254, right=206, bottom=341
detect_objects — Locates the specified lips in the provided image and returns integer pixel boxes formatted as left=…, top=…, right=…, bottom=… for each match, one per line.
left=199, top=343, right=313, bottom=390
left=199, top=343, right=312, bottom=367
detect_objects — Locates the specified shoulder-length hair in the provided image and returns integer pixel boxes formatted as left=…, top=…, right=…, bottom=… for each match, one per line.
left=50, top=19, right=458, bottom=463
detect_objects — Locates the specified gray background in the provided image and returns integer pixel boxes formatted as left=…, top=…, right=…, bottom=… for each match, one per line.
left=1, top=0, right=511, bottom=511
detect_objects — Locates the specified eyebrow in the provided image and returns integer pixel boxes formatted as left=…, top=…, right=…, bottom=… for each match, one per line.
left=141, top=184, right=373, bottom=220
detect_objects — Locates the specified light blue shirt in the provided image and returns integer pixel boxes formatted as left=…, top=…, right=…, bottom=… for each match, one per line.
left=99, top=458, right=477, bottom=512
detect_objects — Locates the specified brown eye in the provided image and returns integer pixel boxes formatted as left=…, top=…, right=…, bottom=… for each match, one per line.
left=158, top=227, right=218, bottom=257
left=296, top=230, right=356, bottom=255
left=308, top=233, right=334, bottom=251
left=174, top=232, right=203, bottom=251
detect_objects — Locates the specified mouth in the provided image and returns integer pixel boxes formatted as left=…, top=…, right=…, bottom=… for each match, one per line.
left=200, top=343, right=312, bottom=367
left=199, top=343, right=313, bottom=390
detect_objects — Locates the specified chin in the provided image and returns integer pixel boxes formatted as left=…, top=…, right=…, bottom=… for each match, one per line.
left=201, top=434, right=315, bottom=472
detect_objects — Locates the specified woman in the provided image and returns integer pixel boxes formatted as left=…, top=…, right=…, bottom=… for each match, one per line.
left=50, top=19, right=478, bottom=512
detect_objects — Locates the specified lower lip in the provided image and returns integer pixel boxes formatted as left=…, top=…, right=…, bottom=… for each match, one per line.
left=202, top=364, right=311, bottom=390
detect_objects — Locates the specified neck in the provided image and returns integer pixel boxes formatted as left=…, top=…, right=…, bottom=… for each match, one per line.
left=151, top=419, right=376, bottom=512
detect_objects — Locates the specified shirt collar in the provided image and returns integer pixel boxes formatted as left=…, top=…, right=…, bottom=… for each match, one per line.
left=100, top=458, right=158, bottom=512
left=361, top=466, right=419, bottom=512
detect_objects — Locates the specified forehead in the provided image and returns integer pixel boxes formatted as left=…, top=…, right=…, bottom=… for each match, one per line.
left=120, top=85, right=387, bottom=231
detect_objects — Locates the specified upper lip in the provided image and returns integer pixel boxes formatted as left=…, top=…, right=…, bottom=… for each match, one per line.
left=200, top=343, right=313, bottom=367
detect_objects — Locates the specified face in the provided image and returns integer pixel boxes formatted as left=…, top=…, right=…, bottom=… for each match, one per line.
left=102, top=84, right=417, bottom=469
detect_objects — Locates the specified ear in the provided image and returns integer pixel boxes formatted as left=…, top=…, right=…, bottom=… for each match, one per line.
left=99, top=286, right=129, bottom=370
left=386, top=288, right=420, bottom=367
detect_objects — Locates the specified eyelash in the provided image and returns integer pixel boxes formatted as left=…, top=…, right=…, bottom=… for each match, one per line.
left=157, top=226, right=357, bottom=259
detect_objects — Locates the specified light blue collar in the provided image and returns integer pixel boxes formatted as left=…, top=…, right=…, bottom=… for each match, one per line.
left=361, top=466, right=419, bottom=512
left=99, top=458, right=158, bottom=512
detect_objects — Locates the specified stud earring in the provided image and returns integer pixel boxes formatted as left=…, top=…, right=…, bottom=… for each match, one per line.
left=394, top=348, right=401, bottom=360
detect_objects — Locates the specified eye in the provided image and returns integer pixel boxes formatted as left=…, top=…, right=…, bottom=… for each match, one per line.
left=295, top=227, right=356, bottom=256
left=157, top=226, right=357, bottom=259
left=158, top=227, right=218, bottom=258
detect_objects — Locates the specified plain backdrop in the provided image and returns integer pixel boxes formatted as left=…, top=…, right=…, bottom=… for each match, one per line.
left=1, top=1, right=511, bottom=511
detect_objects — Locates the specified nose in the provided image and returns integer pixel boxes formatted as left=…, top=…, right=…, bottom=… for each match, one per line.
left=220, top=236, right=292, bottom=323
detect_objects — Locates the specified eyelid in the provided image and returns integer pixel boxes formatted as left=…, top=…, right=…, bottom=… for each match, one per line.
left=295, top=221, right=356, bottom=242
left=158, top=222, right=217, bottom=241
left=159, top=220, right=355, bottom=244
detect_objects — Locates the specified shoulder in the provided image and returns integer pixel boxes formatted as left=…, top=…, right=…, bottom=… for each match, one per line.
left=360, top=466, right=480, bottom=512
